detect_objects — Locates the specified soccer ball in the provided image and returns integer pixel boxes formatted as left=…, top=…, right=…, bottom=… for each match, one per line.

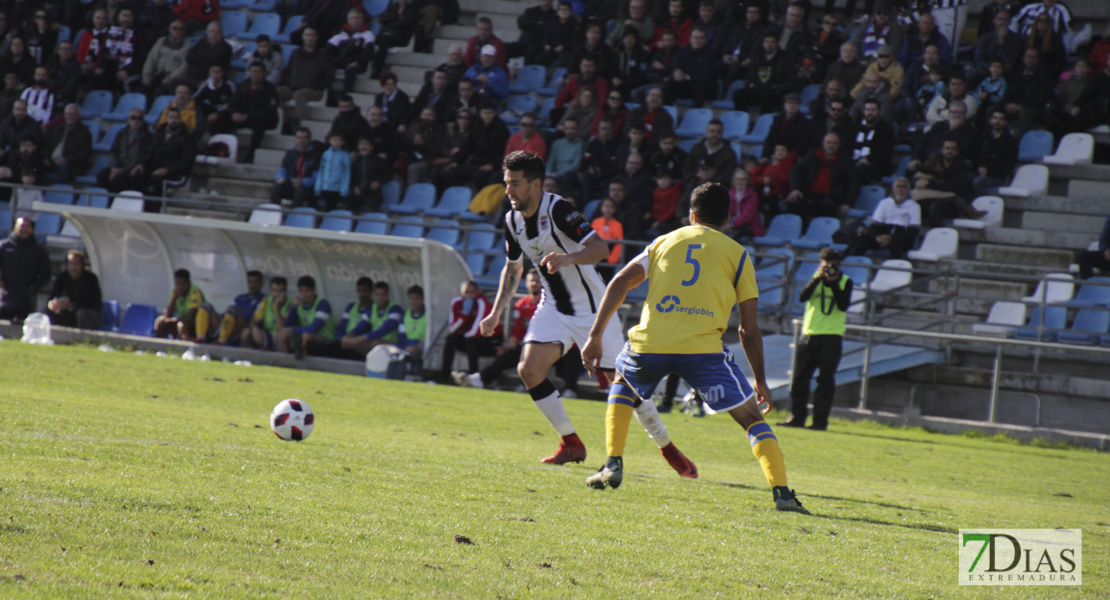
left=270, top=399, right=315, bottom=441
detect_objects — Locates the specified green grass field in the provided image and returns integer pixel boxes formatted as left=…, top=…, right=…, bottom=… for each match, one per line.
left=1, top=340, right=1107, bottom=598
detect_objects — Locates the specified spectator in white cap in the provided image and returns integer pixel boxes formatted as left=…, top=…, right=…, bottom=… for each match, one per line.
left=462, top=44, right=509, bottom=104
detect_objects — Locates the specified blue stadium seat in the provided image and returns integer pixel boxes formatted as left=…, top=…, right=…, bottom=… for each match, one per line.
left=537, top=96, right=556, bottom=124
left=390, top=216, right=425, bottom=238
left=1063, top=277, right=1110, bottom=308
left=239, top=13, right=281, bottom=40
left=509, top=65, right=546, bottom=94
left=391, top=182, right=437, bottom=215
left=730, top=142, right=742, bottom=161
left=1057, top=309, right=1110, bottom=345
left=789, top=254, right=824, bottom=315
left=882, top=156, right=911, bottom=185
left=43, top=185, right=75, bottom=205
left=847, top=185, right=887, bottom=219
left=117, top=303, right=158, bottom=337
left=425, top=186, right=471, bottom=218
left=720, top=110, right=750, bottom=140
left=737, top=113, right=774, bottom=144
left=247, top=0, right=277, bottom=11
left=674, top=108, right=713, bottom=139
left=363, top=0, right=389, bottom=17
left=791, top=216, right=843, bottom=250
left=677, top=138, right=697, bottom=152
left=82, top=119, right=100, bottom=143
left=220, top=12, right=249, bottom=39
left=101, top=300, right=120, bottom=331
left=798, top=84, right=821, bottom=114
left=747, top=144, right=763, bottom=160
left=57, top=26, right=71, bottom=44
left=840, top=255, right=873, bottom=286
left=93, top=123, right=126, bottom=152
left=273, top=15, right=303, bottom=44
left=77, top=187, right=111, bottom=209
left=662, top=105, right=678, bottom=122
left=102, top=93, right=147, bottom=122
left=283, top=207, right=317, bottom=228
left=464, top=224, right=498, bottom=251
left=80, top=90, right=113, bottom=117
left=380, top=180, right=401, bottom=210
left=354, top=212, right=390, bottom=235
left=144, top=95, right=174, bottom=125
left=426, top=219, right=461, bottom=247
left=536, top=67, right=567, bottom=96
left=281, top=44, right=295, bottom=65
left=1013, top=306, right=1067, bottom=342
left=712, top=79, right=745, bottom=109
left=476, top=254, right=507, bottom=288
left=0, top=208, right=10, bottom=237
left=581, top=198, right=600, bottom=221
left=75, top=155, right=110, bottom=185
left=753, top=213, right=802, bottom=246
left=500, top=94, right=537, bottom=125
left=319, top=209, right=354, bottom=232
left=231, top=42, right=257, bottom=70
left=465, top=252, right=486, bottom=277
left=756, top=248, right=794, bottom=314
left=1018, top=130, right=1054, bottom=162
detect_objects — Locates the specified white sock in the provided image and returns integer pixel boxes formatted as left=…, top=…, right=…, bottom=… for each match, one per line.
left=534, top=393, right=575, bottom=436
left=634, top=401, right=671, bottom=448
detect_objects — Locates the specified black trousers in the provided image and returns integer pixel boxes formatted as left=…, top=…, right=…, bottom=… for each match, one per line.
left=789, top=334, right=843, bottom=428
left=1078, top=250, right=1110, bottom=279
left=442, top=332, right=496, bottom=374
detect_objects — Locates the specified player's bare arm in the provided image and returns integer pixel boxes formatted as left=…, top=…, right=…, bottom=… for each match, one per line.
left=480, top=259, right=523, bottom=337
left=582, top=261, right=646, bottom=378
left=539, top=236, right=610, bottom=274
left=737, top=297, right=772, bottom=413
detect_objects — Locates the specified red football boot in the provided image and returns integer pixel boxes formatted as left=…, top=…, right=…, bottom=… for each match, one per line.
left=660, top=442, right=698, bottom=478
left=540, top=433, right=587, bottom=464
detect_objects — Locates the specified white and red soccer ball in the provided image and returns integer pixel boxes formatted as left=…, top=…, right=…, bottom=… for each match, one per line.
left=270, top=399, right=314, bottom=441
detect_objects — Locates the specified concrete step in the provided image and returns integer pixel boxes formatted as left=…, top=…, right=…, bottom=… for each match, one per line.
left=202, top=177, right=272, bottom=198
left=385, top=51, right=444, bottom=69
left=979, top=228, right=1093, bottom=254
left=193, top=162, right=275, bottom=181
left=1052, top=163, right=1110, bottom=183
left=1067, top=179, right=1110, bottom=197
left=351, top=78, right=421, bottom=97
left=926, top=277, right=1028, bottom=302
left=164, top=205, right=241, bottom=221
left=1020, top=211, right=1106, bottom=235
left=1001, top=194, right=1110, bottom=218
left=973, top=244, right=1075, bottom=270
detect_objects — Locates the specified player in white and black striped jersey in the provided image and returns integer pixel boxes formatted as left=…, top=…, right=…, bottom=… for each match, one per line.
left=473, top=151, right=695, bottom=475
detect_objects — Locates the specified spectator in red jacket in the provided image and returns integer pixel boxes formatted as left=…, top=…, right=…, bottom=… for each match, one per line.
left=440, top=280, right=500, bottom=380
left=645, top=169, right=681, bottom=238
left=504, top=114, right=547, bottom=160
left=554, top=56, right=609, bottom=110
left=464, top=17, right=506, bottom=69
left=452, top=269, right=542, bottom=389
left=172, top=0, right=220, bottom=35
left=727, top=168, right=765, bottom=239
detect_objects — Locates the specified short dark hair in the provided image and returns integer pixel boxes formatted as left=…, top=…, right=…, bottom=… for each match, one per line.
left=356, top=276, right=374, bottom=288
left=174, top=268, right=191, bottom=281
left=373, top=281, right=390, bottom=293
left=708, top=118, right=723, bottom=128
left=820, top=248, right=842, bottom=262
left=248, top=61, right=265, bottom=70
left=407, top=285, right=424, bottom=297
left=336, top=93, right=353, bottom=104
left=270, top=276, right=288, bottom=288
left=478, top=16, right=492, bottom=26
left=296, top=126, right=311, bottom=137
left=256, top=34, right=271, bottom=44
left=503, top=151, right=546, bottom=181
left=690, top=182, right=729, bottom=226
left=297, top=275, right=316, bottom=289
left=863, top=97, right=881, bottom=107
left=247, top=270, right=263, bottom=280
left=990, top=107, right=1008, bottom=121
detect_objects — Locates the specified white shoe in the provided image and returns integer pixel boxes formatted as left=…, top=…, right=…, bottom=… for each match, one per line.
left=451, top=371, right=472, bottom=387
left=467, top=372, right=483, bottom=388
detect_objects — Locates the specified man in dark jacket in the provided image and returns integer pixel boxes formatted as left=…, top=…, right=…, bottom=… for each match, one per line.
left=0, top=100, right=43, bottom=162
left=851, top=98, right=895, bottom=185
left=171, top=21, right=231, bottom=88
left=973, top=108, right=1019, bottom=195
left=463, top=103, right=509, bottom=187
left=808, top=98, right=856, bottom=156
left=567, top=23, right=616, bottom=79
left=508, top=0, right=557, bottom=59
left=0, top=217, right=52, bottom=321
left=578, top=116, right=621, bottom=205
left=404, top=68, right=452, bottom=125
left=1004, top=47, right=1057, bottom=135
left=624, top=86, right=674, bottom=140
left=140, top=107, right=197, bottom=204
left=910, top=101, right=976, bottom=172
left=666, top=27, right=717, bottom=108
left=98, top=107, right=153, bottom=192
left=734, top=33, right=796, bottom=113
left=328, top=8, right=377, bottom=94
left=719, top=2, right=769, bottom=83
left=682, top=119, right=736, bottom=185
left=329, top=94, right=372, bottom=153
left=46, top=249, right=102, bottom=329
left=271, top=127, right=323, bottom=207
left=45, top=103, right=92, bottom=183
left=785, top=132, right=858, bottom=222
left=212, top=62, right=279, bottom=162
left=762, top=93, right=812, bottom=160
left=47, top=41, right=82, bottom=107
left=278, top=26, right=336, bottom=123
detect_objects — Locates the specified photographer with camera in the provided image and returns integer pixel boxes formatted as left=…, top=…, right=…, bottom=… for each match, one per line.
left=780, top=247, right=853, bottom=431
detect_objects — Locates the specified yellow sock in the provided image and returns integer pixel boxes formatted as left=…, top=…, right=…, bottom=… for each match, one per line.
left=605, top=383, right=636, bottom=458
left=746, top=422, right=787, bottom=488
left=218, top=313, right=237, bottom=344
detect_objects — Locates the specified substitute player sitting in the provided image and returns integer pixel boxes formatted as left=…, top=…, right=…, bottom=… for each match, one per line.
left=154, top=268, right=219, bottom=342
left=480, top=151, right=695, bottom=474
left=581, top=182, right=809, bottom=513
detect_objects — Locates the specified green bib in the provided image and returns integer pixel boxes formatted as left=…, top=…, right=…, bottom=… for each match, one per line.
left=296, top=296, right=336, bottom=340
left=403, top=309, right=426, bottom=345
left=346, top=302, right=369, bottom=334
left=802, top=274, right=848, bottom=336
left=369, top=302, right=399, bottom=343
left=260, top=295, right=289, bottom=333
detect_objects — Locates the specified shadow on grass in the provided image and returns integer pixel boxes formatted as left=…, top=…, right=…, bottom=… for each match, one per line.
left=713, top=481, right=920, bottom=512
left=805, top=511, right=957, bottom=534
left=816, top=429, right=942, bottom=447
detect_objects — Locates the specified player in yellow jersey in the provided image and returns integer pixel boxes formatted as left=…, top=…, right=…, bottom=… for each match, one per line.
left=581, top=182, right=808, bottom=513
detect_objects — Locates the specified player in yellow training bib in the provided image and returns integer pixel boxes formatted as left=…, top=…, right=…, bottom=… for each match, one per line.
left=581, top=181, right=809, bottom=513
